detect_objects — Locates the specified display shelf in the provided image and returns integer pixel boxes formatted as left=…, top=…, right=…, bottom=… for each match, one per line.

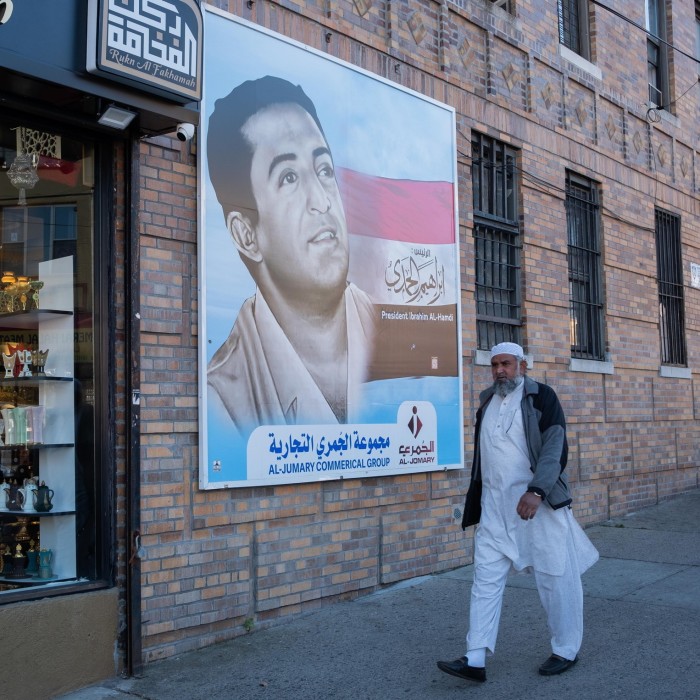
left=0, top=309, right=72, bottom=329
left=0, top=443, right=74, bottom=450
left=0, top=256, right=76, bottom=584
left=0, top=509, right=76, bottom=516
left=0, top=376, right=74, bottom=385
left=0, top=576, right=59, bottom=584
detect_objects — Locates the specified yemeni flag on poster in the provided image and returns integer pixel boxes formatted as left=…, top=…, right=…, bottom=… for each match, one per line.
left=337, top=168, right=459, bottom=381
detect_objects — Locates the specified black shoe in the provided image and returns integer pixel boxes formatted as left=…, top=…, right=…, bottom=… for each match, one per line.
left=437, top=657, right=486, bottom=682
left=538, top=654, right=578, bottom=676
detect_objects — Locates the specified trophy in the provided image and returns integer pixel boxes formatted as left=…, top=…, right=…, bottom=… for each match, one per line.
left=17, top=349, right=32, bottom=378
left=2, top=352, right=16, bottom=379
left=29, top=280, right=44, bottom=310
left=16, top=276, right=31, bottom=311
left=32, top=349, right=49, bottom=375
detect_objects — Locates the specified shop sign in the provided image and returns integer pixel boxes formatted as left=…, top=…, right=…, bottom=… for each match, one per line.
left=0, top=0, right=14, bottom=25
left=86, top=0, right=203, bottom=103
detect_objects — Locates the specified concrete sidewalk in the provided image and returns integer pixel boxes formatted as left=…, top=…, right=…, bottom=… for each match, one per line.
left=56, top=489, right=700, bottom=700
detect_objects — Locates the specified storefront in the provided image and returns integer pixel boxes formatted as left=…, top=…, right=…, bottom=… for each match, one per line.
left=0, top=2, right=201, bottom=697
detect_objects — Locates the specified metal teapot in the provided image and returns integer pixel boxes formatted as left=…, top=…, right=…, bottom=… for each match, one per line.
left=3, top=481, right=25, bottom=511
left=32, top=481, right=54, bottom=512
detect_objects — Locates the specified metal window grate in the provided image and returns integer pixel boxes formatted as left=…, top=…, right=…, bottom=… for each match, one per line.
left=558, top=0, right=581, bottom=53
left=558, top=0, right=590, bottom=59
left=566, top=174, right=605, bottom=360
left=474, top=222, right=521, bottom=349
left=472, top=133, right=521, bottom=350
left=655, top=209, right=687, bottom=366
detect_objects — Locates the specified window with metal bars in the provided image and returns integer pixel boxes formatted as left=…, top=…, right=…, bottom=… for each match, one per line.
left=558, top=0, right=591, bottom=60
left=566, top=173, right=605, bottom=360
left=471, top=133, right=521, bottom=350
left=655, top=209, right=687, bottom=366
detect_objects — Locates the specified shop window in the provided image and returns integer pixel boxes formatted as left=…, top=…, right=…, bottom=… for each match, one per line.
left=471, top=133, right=521, bottom=350
left=655, top=208, right=687, bottom=366
left=558, top=0, right=591, bottom=60
left=0, top=123, right=99, bottom=599
left=566, top=173, right=605, bottom=361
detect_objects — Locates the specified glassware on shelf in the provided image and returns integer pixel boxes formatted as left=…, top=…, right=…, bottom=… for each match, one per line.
left=1, top=408, right=16, bottom=444
left=26, top=406, right=45, bottom=444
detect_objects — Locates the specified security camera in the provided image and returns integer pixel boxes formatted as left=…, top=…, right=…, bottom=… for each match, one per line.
left=176, top=123, right=195, bottom=142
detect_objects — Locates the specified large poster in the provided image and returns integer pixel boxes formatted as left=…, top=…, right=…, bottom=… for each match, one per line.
left=199, top=8, right=463, bottom=488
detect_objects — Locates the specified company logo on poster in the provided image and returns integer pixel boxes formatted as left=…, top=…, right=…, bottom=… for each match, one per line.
left=198, top=9, right=463, bottom=488
left=245, top=402, right=438, bottom=485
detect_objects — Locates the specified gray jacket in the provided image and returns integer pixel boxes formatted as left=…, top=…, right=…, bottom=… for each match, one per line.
left=462, top=375, right=572, bottom=529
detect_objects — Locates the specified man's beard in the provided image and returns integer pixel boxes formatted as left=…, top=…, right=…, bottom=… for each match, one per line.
left=493, top=374, right=524, bottom=397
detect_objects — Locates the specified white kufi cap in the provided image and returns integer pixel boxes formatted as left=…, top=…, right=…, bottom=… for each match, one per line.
left=490, top=342, right=525, bottom=360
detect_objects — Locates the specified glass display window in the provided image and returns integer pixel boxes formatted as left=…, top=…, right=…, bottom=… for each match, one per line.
left=0, top=120, right=99, bottom=597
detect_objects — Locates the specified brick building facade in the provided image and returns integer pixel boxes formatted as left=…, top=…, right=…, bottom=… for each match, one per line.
left=132, top=0, right=699, bottom=667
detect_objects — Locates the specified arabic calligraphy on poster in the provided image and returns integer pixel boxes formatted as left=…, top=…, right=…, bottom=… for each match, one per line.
left=385, top=248, right=444, bottom=305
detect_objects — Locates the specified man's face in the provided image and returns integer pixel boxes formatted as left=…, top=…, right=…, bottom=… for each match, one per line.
left=491, top=353, right=524, bottom=395
left=243, top=103, right=349, bottom=303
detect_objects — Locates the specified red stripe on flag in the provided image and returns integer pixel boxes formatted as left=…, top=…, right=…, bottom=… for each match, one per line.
left=337, top=167, right=455, bottom=245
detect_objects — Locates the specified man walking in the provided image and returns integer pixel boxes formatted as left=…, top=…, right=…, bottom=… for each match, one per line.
left=437, top=342, right=598, bottom=682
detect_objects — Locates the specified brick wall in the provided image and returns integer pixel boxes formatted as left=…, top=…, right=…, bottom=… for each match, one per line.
left=134, top=0, right=700, bottom=661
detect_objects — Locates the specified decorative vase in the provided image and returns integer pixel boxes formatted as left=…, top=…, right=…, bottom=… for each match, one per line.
left=8, top=544, right=27, bottom=578
left=38, top=549, right=53, bottom=579
left=25, top=548, right=38, bottom=575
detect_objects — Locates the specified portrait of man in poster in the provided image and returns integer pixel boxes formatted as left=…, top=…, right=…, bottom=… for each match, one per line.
left=206, top=76, right=376, bottom=432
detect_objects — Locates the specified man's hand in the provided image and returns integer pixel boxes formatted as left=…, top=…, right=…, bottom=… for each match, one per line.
left=516, top=492, right=542, bottom=521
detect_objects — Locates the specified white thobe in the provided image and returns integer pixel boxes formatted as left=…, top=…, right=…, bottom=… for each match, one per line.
left=466, top=384, right=598, bottom=661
